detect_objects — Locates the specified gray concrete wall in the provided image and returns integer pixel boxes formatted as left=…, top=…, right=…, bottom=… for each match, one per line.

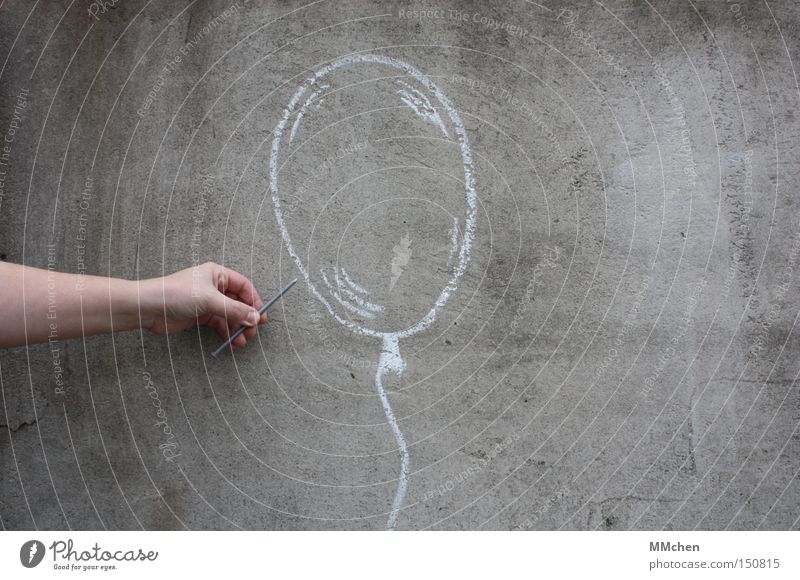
left=1, top=0, right=799, bottom=530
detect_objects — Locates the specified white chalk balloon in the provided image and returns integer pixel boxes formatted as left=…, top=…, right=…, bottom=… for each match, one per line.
left=270, top=54, right=476, bottom=529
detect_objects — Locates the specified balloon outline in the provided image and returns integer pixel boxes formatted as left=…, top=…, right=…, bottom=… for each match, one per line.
left=269, top=54, right=477, bottom=529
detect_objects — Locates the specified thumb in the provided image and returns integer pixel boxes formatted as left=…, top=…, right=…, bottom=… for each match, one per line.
left=205, top=290, right=260, bottom=327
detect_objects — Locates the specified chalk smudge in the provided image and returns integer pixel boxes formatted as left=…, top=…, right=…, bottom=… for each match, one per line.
left=389, top=231, right=413, bottom=291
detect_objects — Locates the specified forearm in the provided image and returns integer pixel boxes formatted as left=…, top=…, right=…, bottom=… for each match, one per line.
left=1, top=261, right=265, bottom=351
left=0, top=262, right=153, bottom=347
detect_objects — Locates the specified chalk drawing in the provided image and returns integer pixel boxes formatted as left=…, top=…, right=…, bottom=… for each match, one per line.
left=333, top=269, right=384, bottom=314
left=447, top=217, right=460, bottom=266
left=396, top=79, right=450, bottom=139
left=289, top=84, right=329, bottom=143
left=270, top=54, right=476, bottom=529
left=320, top=268, right=377, bottom=319
left=341, top=267, right=371, bottom=296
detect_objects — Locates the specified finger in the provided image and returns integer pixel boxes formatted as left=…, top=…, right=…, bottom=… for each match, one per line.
left=206, top=315, right=243, bottom=344
left=224, top=290, right=267, bottom=327
left=205, top=288, right=260, bottom=328
left=224, top=290, right=261, bottom=314
left=217, top=267, right=261, bottom=308
left=209, top=312, right=257, bottom=336
left=210, top=317, right=230, bottom=339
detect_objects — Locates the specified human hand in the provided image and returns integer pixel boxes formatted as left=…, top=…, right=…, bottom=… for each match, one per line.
left=141, top=262, right=267, bottom=349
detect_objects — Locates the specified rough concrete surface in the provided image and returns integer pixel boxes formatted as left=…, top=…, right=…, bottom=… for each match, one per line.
left=1, top=0, right=799, bottom=530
